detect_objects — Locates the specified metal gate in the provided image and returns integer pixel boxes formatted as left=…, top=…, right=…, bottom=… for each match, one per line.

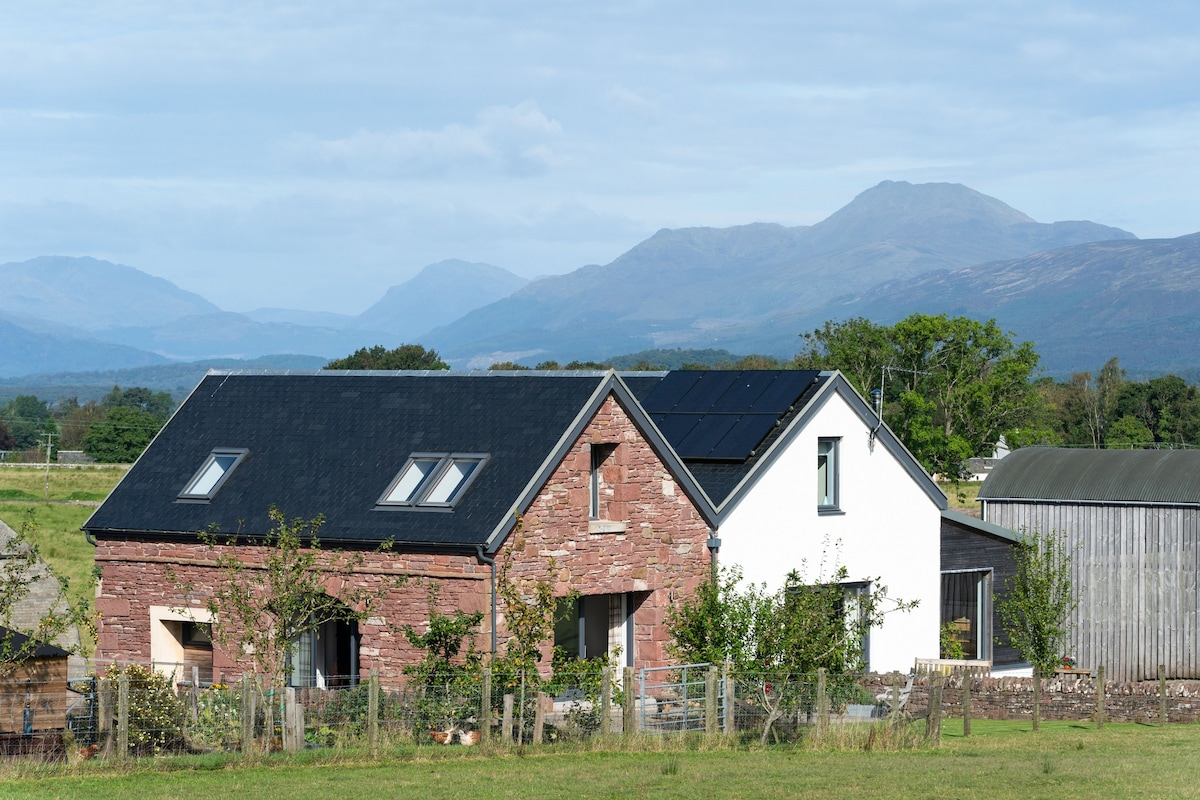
left=638, top=663, right=725, bottom=734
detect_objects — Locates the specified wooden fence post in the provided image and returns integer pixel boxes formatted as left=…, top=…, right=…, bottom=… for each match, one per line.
left=1096, top=666, right=1105, bottom=729
left=815, top=668, right=829, bottom=738
left=961, top=667, right=971, bottom=738
left=97, top=677, right=113, bottom=758
left=723, top=661, right=734, bottom=736
left=622, top=667, right=635, bottom=736
left=890, top=672, right=901, bottom=725
left=600, top=667, right=612, bottom=735
left=1032, top=667, right=1041, bottom=733
left=1159, top=664, right=1168, bottom=725
left=502, top=694, right=514, bottom=743
left=926, top=672, right=942, bottom=744
left=480, top=667, right=492, bottom=742
left=532, top=692, right=546, bottom=743
left=117, top=670, right=130, bottom=761
left=705, top=667, right=718, bottom=736
left=283, top=687, right=302, bottom=753
left=368, top=669, right=380, bottom=756
left=240, top=674, right=254, bottom=753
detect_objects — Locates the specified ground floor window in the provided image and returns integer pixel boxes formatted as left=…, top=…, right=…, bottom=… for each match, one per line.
left=553, top=592, right=636, bottom=667
left=288, top=618, right=360, bottom=689
left=149, top=606, right=216, bottom=686
left=940, top=570, right=992, bottom=661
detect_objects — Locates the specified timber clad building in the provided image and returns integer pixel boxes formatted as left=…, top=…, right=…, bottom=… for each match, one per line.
left=980, top=448, right=1200, bottom=681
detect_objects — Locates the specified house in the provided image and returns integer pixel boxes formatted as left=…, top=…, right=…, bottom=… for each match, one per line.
left=632, top=370, right=949, bottom=673
left=85, top=367, right=1016, bottom=684
left=979, top=447, right=1200, bottom=681
left=84, top=370, right=716, bottom=687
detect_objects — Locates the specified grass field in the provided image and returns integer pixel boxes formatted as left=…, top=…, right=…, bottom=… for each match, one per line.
left=2, top=721, right=1198, bottom=799
left=0, top=465, right=127, bottom=613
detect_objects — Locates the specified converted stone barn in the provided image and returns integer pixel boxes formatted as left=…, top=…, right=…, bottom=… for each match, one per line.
left=84, top=370, right=716, bottom=687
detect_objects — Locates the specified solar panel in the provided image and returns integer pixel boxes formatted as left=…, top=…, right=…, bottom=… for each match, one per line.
left=641, top=370, right=822, bottom=461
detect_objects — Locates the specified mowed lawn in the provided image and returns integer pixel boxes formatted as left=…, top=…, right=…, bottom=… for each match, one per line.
left=0, top=465, right=127, bottom=612
left=5, top=721, right=1200, bottom=800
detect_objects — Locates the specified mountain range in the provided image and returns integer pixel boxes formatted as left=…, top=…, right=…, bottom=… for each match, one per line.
left=2, top=180, right=1197, bottom=399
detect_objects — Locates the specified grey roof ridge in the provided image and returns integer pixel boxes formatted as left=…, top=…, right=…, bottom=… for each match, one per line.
left=707, top=371, right=947, bottom=525
left=481, top=370, right=720, bottom=554
left=204, top=368, right=671, bottom=377
left=940, top=508, right=1021, bottom=543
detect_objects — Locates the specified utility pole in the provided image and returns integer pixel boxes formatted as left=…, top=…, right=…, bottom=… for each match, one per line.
left=42, top=430, right=56, bottom=501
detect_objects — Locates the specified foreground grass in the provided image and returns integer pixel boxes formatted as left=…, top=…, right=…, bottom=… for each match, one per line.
left=3, top=722, right=1199, bottom=800
left=0, top=466, right=126, bottom=614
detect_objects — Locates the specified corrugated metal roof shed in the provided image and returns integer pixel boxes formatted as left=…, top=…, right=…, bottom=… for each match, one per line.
left=979, top=447, right=1200, bottom=504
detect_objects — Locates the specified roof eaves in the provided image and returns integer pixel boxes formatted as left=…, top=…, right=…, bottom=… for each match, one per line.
left=941, top=509, right=1020, bottom=543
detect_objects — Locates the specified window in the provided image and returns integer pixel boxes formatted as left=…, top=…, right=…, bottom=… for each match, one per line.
left=179, top=448, right=248, bottom=501
left=553, top=592, right=635, bottom=667
left=377, top=453, right=487, bottom=509
left=287, top=617, right=360, bottom=689
left=589, top=443, right=618, bottom=520
left=817, top=438, right=839, bottom=511
left=940, top=570, right=992, bottom=661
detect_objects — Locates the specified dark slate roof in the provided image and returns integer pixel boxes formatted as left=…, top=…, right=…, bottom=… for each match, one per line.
left=979, top=447, right=1200, bottom=505
left=0, top=626, right=69, bottom=659
left=84, top=371, right=623, bottom=549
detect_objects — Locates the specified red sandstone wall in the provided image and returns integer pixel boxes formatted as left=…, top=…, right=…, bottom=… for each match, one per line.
left=93, top=392, right=711, bottom=683
left=496, top=394, right=711, bottom=673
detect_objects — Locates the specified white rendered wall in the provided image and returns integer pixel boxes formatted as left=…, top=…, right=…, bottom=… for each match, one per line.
left=716, top=391, right=942, bottom=673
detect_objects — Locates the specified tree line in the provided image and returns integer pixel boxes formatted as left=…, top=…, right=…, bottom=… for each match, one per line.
left=0, top=385, right=175, bottom=463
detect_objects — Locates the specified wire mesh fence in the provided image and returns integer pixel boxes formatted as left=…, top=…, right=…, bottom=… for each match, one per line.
left=2, top=660, right=1199, bottom=761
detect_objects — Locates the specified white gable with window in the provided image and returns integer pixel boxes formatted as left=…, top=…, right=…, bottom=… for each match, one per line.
left=711, top=379, right=944, bottom=674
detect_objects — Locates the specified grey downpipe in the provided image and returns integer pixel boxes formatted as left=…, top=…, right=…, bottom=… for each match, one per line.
left=475, top=545, right=497, bottom=656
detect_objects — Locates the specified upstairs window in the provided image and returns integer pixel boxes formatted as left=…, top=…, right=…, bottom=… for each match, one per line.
left=589, top=443, right=618, bottom=520
left=817, top=438, right=840, bottom=512
left=179, top=448, right=248, bottom=501
left=378, top=454, right=487, bottom=509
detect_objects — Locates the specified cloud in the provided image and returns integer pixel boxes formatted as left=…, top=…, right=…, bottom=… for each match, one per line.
left=285, top=101, right=564, bottom=178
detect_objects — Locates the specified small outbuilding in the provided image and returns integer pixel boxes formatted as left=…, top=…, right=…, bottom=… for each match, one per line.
left=979, top=447, right=1200, bottom=681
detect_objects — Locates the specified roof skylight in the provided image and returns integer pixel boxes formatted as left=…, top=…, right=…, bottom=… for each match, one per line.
left=378, top=454, right=486, bottom=509
left=179, top=449, right=248, bottom=501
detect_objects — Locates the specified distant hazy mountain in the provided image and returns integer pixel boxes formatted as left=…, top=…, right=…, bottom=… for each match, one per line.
left=828, top=235, right=1200, bottom=378
left=354, top=259, right=529, bottom=340
left=0, top=315, right=169, bottom=378
left=0, top=354, right=328, bottom=405
left=0, top=256, right=220, bottom=330
left=427, top=181, right=1135, bottom=365
left=92, top=311, right=394, bottom=361
left=241, top=308, right=357, bottom=328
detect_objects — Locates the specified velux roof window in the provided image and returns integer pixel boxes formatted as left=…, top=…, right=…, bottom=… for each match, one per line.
left=178, top=448, right=248, bottom=501
left=378, top=453, right=487, bottom=509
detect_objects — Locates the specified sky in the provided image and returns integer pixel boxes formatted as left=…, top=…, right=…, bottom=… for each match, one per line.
left=2, top=1, right=1198, bottom=314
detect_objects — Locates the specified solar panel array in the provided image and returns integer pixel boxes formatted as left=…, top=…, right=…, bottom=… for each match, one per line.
left=638, top=370, right=822, bottom=461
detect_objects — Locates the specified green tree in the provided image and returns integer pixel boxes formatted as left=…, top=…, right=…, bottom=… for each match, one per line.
left=1, top=395, right=51, bottom=451
left=0, top=419, right=15, bottom=451
left=665, top=565, right=774, bottom=672
left=795, top=317, right=894, bottom=395
left=81, top=405, right=164, bottom=463
left=996, top=528, right=1077, bottom=731
left=1105, top=416, right=1155, bottom=448
left=103, top=385, right=176, bottom=419
left=795, top=314, right=1039, bottom=476
left=324, top=343, right=449, bottom=370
